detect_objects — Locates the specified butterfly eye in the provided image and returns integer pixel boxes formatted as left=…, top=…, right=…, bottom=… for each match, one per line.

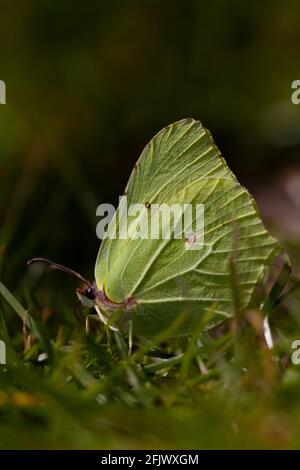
left=85, top=288, right=95, bottom=300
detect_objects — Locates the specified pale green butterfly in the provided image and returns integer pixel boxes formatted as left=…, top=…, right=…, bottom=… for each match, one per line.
left=29, top=119, right=279, bottom=336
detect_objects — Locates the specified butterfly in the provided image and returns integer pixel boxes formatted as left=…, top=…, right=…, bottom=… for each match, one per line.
left=29, top=119, right=279, bottom=337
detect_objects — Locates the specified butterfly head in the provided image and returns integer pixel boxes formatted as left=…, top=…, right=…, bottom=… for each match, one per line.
left=76, top=284, right=99, bottom=308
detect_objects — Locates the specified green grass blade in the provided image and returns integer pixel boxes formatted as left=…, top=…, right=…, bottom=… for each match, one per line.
left=0, top=281, right=40, bottom=339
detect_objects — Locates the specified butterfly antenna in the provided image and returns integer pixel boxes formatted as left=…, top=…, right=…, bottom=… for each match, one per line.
left=27, top=258, right=92, bottom=288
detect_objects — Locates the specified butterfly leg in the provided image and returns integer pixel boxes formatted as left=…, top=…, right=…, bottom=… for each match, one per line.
left=85, top=314, right=101, bottom=334
left=94, top=304, right=119, bottom=332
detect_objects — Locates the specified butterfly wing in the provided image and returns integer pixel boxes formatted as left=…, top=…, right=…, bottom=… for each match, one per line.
left=95, top=119, right=279, bottom=335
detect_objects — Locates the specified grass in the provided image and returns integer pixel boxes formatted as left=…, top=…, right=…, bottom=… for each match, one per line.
left=0, top=251, right=300, bottom=450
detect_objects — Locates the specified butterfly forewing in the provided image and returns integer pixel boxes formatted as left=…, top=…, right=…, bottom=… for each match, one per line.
left=95, top=119, right=279, bottom=335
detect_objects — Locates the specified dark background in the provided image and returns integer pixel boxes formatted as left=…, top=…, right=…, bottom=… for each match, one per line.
left=0, top=0, right=300, bottom=296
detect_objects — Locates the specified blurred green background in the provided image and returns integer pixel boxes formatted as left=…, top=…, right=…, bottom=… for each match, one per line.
left=0, top=0, right=300, bottom=292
